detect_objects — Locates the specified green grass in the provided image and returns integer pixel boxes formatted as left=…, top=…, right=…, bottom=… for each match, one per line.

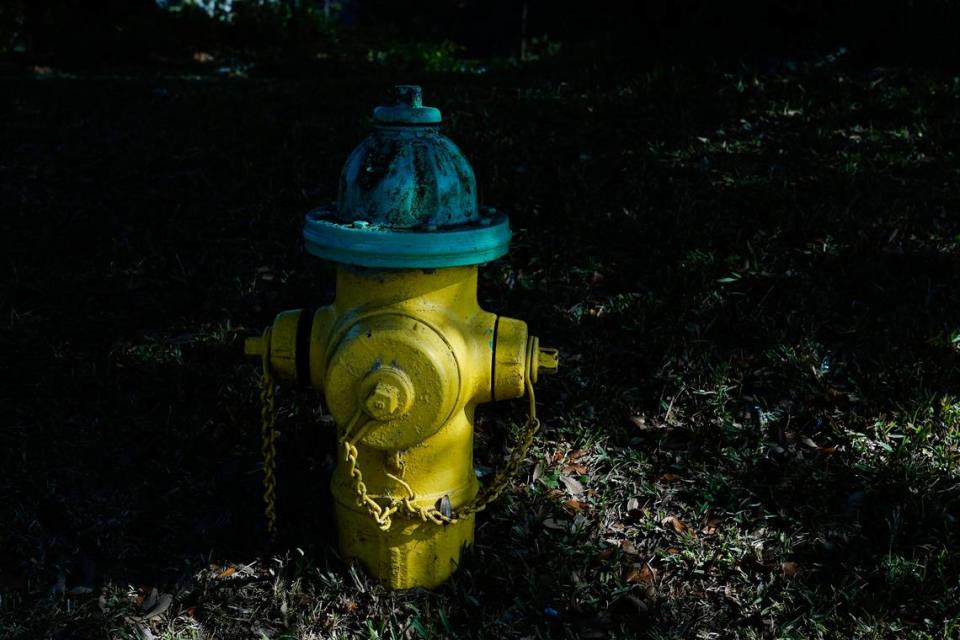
left=2, top=51, right=960, bottom=638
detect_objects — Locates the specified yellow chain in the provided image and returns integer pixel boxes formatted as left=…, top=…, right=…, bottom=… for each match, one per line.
left=338, top=409, right=401, bottom=531
left=345, top=360, right=541, bottom=528
left=258, top=331, right=544, bottom=533
left=259, top=367, right=279, bottom=539
left=392, top=374, right=539, bottom=525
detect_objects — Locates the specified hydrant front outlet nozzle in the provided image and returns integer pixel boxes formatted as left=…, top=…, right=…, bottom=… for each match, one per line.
left=247, top=85, right=558, bottom=590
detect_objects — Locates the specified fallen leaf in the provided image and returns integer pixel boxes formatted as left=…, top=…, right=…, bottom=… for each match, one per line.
left=781, top=561, right=799, bottom=578
left=531, top=461, right=544, bottom=483
left=622, top=565, right=642, bottom=583
left=564, top=499, right=587, bottom=513
left=723, top=583, right=741, bottom=604
left=142, top=592, right=172, bottom=620
left=800, top=436, right=820, bottom=449
left=560, top=475, right=585, bottom=496
left=657, top=472, right=680, bottom=482
left=662, top=515, right=689, bottom=535
left=563, top=462, right=589, bottom=475
left=623, top=563, right=656, bottom=584
left=219, top=566, right=236, bottom=578
left=568, top=448, right=588, bottom=461
left=619, top=539, right=639, bottom=556
left=701, top=517, right=721, bottom=535
left=626, top=497, right=642, bottom=518
left=141, top=588, right=158, bottom=611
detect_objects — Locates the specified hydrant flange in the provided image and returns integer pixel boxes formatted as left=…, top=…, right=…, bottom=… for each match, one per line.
left=303, top=206, right=511, bottom=268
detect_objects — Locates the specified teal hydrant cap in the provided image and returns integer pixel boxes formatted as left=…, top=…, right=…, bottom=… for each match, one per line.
left=335, top=84, right=478, bottom=229
left=303, top=84, right=510, bottom=268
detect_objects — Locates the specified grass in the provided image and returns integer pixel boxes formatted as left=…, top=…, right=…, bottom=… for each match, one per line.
left=1, top=49, right=960, bottom=639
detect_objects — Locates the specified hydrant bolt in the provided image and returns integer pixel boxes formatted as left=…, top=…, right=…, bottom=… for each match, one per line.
left=365, top=382, right=402, bottom=421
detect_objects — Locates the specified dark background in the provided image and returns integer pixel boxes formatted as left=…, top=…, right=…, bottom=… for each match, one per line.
left=2, top=2, right=960, bottom=639
left=6, top=1, right=960, bottom=69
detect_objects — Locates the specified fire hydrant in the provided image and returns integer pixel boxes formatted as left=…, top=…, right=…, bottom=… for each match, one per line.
left=245, top=85, right=558, bottom=589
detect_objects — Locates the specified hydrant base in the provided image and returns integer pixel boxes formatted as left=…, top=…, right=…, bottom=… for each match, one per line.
left=335, top=502, right=474, bottom=589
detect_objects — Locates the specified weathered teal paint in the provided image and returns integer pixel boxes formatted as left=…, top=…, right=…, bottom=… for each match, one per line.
left=336, top=85, right=478, bottom=229
left=303, top=207, right=510, bottom=268
left=372, top=85, right=442, bottom=126
left=303, top=85, right=510, bottom=268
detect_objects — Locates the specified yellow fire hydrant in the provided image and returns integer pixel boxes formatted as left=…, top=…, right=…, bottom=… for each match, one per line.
left=245, top=85, right=557, bottom=589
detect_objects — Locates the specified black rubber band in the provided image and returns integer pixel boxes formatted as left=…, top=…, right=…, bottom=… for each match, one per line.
left=295, top=307, right=314, bottom=389
left=490, top=315, right=500, bottom=402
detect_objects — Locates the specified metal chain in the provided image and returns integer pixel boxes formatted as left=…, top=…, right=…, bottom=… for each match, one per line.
left=338, top=409, right=400, bottom=531
left=344, top=361, right=541, bottom=528
left=258, top=333, right=543, bottom=533
left=392, top=374, right=540, bottom=525
left=259, top=368, right=279, bottom=540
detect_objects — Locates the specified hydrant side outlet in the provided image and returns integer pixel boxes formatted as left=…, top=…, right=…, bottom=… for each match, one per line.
left=248, top=86, right=558, bottom=589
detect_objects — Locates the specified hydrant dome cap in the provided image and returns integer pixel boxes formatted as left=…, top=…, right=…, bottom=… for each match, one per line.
left=335, top=85, right=478, bottom=229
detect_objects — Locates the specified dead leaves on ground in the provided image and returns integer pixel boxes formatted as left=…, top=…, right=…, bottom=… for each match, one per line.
left=560, top=474, right=585, bottom=496
left=662, top=515, right=693, bottom=537
left=564, top=498, right=589, bottom=513
left=780, top=561, right=800, bottom=578
left=623, top=562, right=657, bottom=585
left=128, top=587, right=174, bottom=622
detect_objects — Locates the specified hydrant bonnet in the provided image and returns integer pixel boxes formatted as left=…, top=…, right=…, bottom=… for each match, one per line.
left=302, top=85, right=511, bottom=269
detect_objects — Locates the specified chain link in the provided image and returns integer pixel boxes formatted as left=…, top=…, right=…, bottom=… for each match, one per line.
left=259, top=368, right=279, bottom=539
